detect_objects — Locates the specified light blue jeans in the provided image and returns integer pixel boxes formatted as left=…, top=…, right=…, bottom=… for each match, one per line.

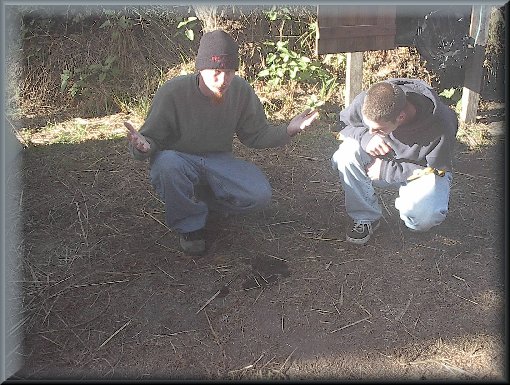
left=331, top=138, right=452, bottom=231
left=149, top=150, right=271, bottom=233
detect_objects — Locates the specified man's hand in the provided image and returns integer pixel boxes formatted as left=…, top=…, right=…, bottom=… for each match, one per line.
left=366, top=157, right=382, bottom=180
left=125, top=121, right=150, bottom=153
left=286, top=108, right=319, bottom=137
left=366, top=135, right=393, bottom=157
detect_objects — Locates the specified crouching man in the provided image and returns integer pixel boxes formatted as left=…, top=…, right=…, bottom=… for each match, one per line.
left=126, top=30, right=318, bottom=255
left=331, top=78, right=458, bottom=244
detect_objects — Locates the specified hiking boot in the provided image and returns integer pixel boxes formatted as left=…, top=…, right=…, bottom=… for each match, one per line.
left=346, top=220, right=380, bottom=245
left=179, top=229, right=206, bottom=255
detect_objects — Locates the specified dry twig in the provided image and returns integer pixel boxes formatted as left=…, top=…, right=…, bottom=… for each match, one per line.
left=98, top=320, right=131, bottom=350
left=395, top=294, right=413, bottom=322
left=279, top=347, right=298, bottom=373
left=196, top=274, right=237, bottom=314
left=330, top=317, right=370, bottom=333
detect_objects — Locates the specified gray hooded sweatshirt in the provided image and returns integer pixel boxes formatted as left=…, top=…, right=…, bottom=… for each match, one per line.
left=337, top=78, right=458, bottom=184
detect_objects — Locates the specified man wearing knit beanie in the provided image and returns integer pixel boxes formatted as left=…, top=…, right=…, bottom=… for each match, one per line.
left=126, top=29, right=318, bottom=256
left=195, top=30, right=239, bottom=72
left=194, top=30, right=240, bottom=105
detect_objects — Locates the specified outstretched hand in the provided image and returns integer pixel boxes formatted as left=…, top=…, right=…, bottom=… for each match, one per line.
left=125, top=121, right=150, bottom=153
left=287, top=108, right=319, bottom=137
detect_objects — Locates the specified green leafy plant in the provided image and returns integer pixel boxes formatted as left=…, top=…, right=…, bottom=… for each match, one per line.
left=305, top=94, right=325, bottom=110
left=257, top=40, right=338, bottom=101
left=99, top=13, right=134, bottom=40
left=264, top=6, right=291, bottom=22
left=61, top=55, right=119, bottom=98
left=177, top=16, right=198, bottom=41
left=258, top=41, right=310, bottom=86
left=263, top=6, right=291, bottom=40
left=440, top=87, right=463, bottom=114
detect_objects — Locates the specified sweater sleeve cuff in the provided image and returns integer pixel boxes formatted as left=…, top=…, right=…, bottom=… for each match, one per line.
left=282, top=125, right=293, bottom=144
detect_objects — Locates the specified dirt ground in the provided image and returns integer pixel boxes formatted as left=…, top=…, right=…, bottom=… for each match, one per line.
left=5, top=101, right=506, bottom=381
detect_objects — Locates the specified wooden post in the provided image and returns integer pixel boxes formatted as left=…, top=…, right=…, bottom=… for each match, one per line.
left=460, top=5, right=492, bottom=123
left=345, top=52, right=364, bottom=107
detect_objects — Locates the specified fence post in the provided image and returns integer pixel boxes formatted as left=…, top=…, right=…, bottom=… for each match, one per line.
left=460, top=5, right=493, bottom=123
left=345, top=52, right=364, bottom=107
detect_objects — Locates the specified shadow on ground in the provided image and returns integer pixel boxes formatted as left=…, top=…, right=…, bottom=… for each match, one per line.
left=5, top=118, right=506, bottom=381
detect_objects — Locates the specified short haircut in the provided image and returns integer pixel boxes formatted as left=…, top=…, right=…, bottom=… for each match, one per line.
left=361, top=82, right=406, bottom=122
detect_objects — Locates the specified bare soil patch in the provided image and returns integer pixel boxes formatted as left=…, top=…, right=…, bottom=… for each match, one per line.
left=5, top=7, right=506, bottom=380
left=8, top=105, right=506, bottom=380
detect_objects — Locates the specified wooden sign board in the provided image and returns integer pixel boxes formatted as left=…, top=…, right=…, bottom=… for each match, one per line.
left=317, top=5, right=397, bottom=54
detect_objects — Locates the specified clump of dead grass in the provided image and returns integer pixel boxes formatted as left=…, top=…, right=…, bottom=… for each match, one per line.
left=14, top=113, right=137, bottom=146
left=456, top=122, right=495, bottom=151
left=9, top=5, right=439, bottom=134
left=8, top=5, right=502, bottom=166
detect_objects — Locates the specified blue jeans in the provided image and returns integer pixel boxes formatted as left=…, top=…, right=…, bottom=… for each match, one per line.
left=331, top=138, right=452, bottom=231
left=149, top=150, right=271, bottom=233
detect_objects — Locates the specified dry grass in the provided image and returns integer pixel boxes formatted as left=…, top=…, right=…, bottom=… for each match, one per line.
left=457, top=121, right=496, bottom=150
left=7, top=116, right=504, bottom=380
left=5, top=6, right=505, bottom=382
left=13, top=113, right=136, bottom=146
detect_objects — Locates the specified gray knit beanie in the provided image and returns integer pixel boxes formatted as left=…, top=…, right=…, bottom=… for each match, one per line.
left=195, top=30, right=239, bottom=71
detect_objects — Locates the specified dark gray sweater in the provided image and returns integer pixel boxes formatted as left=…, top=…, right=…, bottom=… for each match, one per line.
left=130, top=74, right=291, bottom=160
left=337, top=78, right=458, bottom=184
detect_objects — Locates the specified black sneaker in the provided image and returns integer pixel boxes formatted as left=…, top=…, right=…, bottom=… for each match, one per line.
left=179, top=229, right=206, bottom=255
left=346, top=220, right=380, bottom=245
